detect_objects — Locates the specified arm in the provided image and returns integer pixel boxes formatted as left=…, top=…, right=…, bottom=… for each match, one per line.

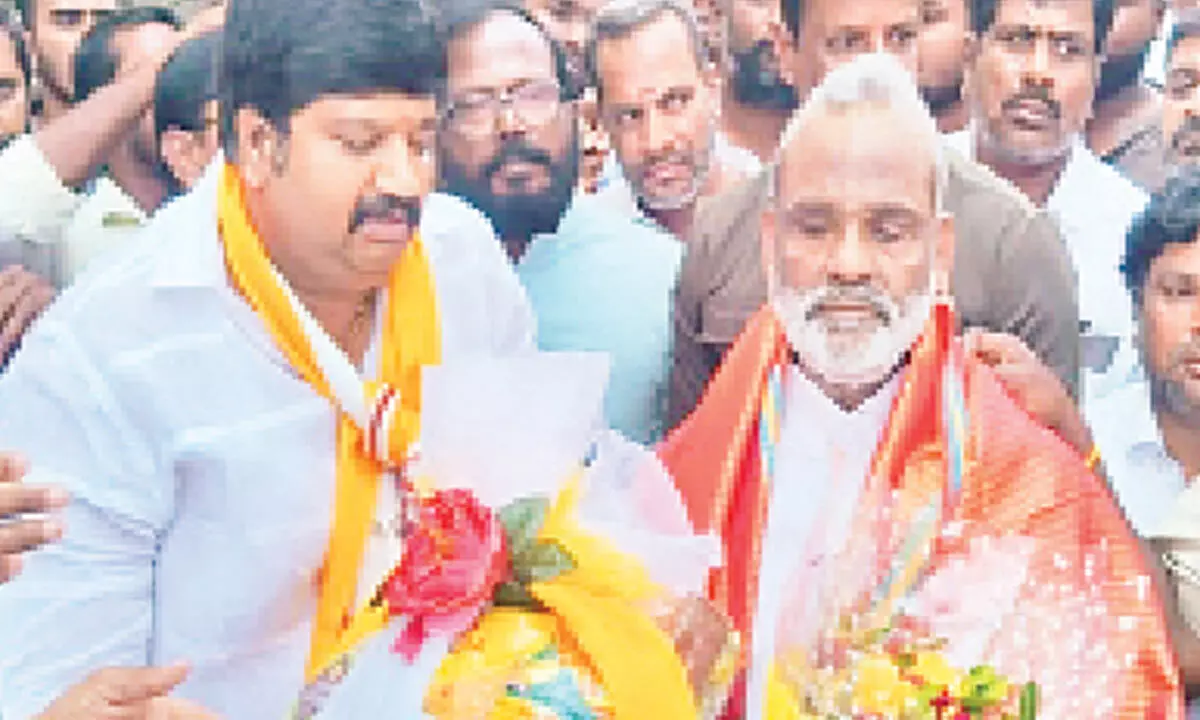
left=989, top=208, right=1083, bottom=403
left=0, top=322, right=169, bottom=718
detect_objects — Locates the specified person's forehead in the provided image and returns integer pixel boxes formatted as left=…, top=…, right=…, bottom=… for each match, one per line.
left=990, top=0, right=1094, bottom=33
left=1150, top=236, right=1200, bottom=276
left=810, top=0, right=919, bottom=28
left=448, top=13, right=557, bottom=93
left=779, top=108, right=933, bottom=210
left=297, top=93, right=439, bottom=132
left=42, top=0, right=117, bottom=13
left=597, top=14, right=701, bottom=95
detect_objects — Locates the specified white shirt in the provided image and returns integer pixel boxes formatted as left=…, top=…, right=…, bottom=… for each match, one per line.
left=0, top=160, right=536, bottom=719
left=1092, top=372, right=1191, bottom=537
left=747, top=367, right=901, bottom=720
left=945, top=131, right=1147, bottom=415
left=60, top=176, right=149, bottom=283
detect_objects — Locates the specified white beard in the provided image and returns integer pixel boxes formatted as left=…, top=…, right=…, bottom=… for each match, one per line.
left=772, top=285, right=931, bottom=388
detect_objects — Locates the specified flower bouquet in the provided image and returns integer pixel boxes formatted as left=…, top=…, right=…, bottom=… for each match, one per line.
left=290, top=354, right=736, bottom=719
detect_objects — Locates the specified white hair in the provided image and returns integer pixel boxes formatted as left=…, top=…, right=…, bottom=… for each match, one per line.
left=771, top=52, right=949, bottom=215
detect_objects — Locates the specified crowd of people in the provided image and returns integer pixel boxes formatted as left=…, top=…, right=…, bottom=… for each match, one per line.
left=0, top=0, right=1195, bottom=716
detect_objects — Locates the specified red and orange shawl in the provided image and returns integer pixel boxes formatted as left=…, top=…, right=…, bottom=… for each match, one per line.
left=659, top=303, right=1182, bottom=718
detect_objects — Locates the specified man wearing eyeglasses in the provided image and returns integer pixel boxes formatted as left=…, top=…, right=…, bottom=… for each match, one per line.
left=438, top=1, right=683, bottom=444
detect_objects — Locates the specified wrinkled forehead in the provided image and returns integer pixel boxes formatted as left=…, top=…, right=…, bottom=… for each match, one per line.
left=1150, top=236, right=1200, bottom=278
left=776, top=106, right=935, bottom=215
left=1171, top=34, right=1200, bottom=72
left=447, top=12, right=557, bottom=95
left=41, top=0, right=117, bottom=14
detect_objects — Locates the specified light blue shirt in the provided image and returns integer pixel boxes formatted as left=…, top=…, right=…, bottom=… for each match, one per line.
left=516, top=192, right=683, bottom=444
left=0, top=160, right=535, bottom=719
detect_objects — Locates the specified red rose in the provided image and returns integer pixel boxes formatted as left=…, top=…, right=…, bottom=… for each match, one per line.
left=378, top=488, right=508, bottom=660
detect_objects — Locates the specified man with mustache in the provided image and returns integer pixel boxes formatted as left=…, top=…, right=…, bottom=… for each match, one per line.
left=719, top=0, right=796, bottom=169
left=589, top=0, right=752, bottom=242
left=917, top=0, right=972, bottom=132
left=949, top=0, right=1146, bottom=426
left=439, top=1, right=683, bottom=444
left=670, top=0, right=1080, bottom=435
left=0, top=0, right=536, bottom=716
left=661, top=53, right=1179, bottom=718
left=1090, top=168, right=1200, bottom=700
left=1086, top=0, right=1168, bottom=191
left=1163, top=11, right=1200, bottom=168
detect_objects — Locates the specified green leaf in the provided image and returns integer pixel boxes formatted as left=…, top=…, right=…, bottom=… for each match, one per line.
left=492, top=580, right=540, bottom=609
left=518, top=540, right=575, bottom=583
left=1019, top=682, right=1038, bottom=720
left=499, top=497, right=549, bottom=557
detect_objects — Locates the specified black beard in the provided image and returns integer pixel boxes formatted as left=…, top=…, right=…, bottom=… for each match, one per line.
left=921, top=80, right=963, bottom=114
left=730, top=42, right=799, bottom=112
left=439, top=133, right=579, bottom=247
left=1096, top=44, right=1151, bottom=103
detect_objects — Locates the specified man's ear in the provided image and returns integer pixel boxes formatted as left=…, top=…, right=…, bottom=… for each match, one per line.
left=933, top=212, right=956, bottom=296
left=233, top=107, right=283, bottom=188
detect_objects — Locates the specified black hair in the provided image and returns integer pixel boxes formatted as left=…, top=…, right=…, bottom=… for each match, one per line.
left=73, top=6, right=181, bottom=103
left=0, top=8, right=30, bottom=90
left=970, top=0, right=1116, bottom=54
left=220, top=0, right=447, bottom=159
left=1123, top=167, right=1200, bottom=304
left=154, top=30, right=220, bottom=144
left=440, top=0, right=582, bottom=100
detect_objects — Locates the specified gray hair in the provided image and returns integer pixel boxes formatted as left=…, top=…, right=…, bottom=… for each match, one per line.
left=587, top=0, right=709, bottom=94
left=771, top=52, right=949, bottom=215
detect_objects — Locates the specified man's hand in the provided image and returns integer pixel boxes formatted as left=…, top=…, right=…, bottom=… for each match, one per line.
left=965, top=329, right=1092, bottom=455
left=0, top=266, right=54, bottom=362
left=0, top=453, right=66, bottom=583
left=36, top=664, right=219, bottom=720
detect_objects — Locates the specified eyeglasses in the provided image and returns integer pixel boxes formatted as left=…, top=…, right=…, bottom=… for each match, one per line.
left=443, top=80, right=562, bottom=138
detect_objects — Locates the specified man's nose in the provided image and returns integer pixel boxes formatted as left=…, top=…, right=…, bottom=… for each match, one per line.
left=826, top=226, right=874, bottom=285
left=373, top=144, right=426, bottom=199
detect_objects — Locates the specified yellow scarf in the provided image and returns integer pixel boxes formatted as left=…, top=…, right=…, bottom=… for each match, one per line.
left=216, top=164, right=441, bottom=681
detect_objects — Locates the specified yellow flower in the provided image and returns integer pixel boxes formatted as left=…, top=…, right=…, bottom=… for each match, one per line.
left=852, top=654, right=914, bottom=715
left=910, top=651, right=962, bottom=693
left=765, top=664, right=802, bottom=720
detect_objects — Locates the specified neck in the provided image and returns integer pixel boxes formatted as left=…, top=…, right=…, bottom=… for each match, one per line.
left=975, top=137, right=1070, bottom=207
left=108, top=148, right=167, bottom=215
left=935, top=98, right=970, bottom=135
left=721, top=91, right=788, bottom=163
left=300, top=287, right=379, bottom=363
left=1158, top=408, right=1200, bottom=481
left=503, top=235, right=530, bottom=262
left=796, top=359, right=902, bottom=413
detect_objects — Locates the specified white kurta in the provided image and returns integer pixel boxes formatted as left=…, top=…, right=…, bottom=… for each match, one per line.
left=0, top=158, right=536, bottom=719
left=746, top=367, right=901, bottom=720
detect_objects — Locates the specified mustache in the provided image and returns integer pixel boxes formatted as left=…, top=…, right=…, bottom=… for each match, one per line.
left=484, top=138, right=555, bottom=181
left=804, top=285, right=894, bottom=322
left=1171, top=116, right=1200, bottom=152
left=1169, top=341, right=1200, bottom=366
left=349, top=194, right=421, bottom=234
left=1002, top=87, right=1061, bottom=119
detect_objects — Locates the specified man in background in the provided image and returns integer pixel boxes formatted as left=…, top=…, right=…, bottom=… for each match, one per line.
left=918, top=0, right=972, bottom=132
left=0, top=8, right=30, bottom=148
left=15, top=0, right=115, bottom=125
left=1087, top=0, right=1168, bottom=190
left=153, top=29, right=219, bottom=196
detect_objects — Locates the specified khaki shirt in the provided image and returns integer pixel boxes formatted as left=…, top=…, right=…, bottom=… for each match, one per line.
left=669, top=143, right=1082, bottom=427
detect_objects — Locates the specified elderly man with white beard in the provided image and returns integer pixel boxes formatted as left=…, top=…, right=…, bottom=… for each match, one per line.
left=659, top=53, right=1181, bottom=718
